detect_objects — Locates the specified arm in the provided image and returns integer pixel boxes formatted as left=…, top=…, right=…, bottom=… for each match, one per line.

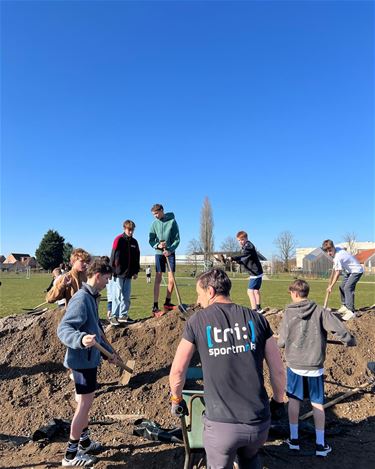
left=277, top=314, right=287, bottom=349
left=46, top=274, right=67, bottom=303
left=169, top=338, right=196, bottom=398
left=322, top=310, right=356, bottom=346
left=265, top=336, right=285, bottom=403
left=57, top=296, right=89, bottom=349
left=232, top=242, right=255, bottom=265
left=327, top=270, right=341, bottom=293
left=168, top=220, right=180, bottom=253
left=149, top=223, right=160, bottom=249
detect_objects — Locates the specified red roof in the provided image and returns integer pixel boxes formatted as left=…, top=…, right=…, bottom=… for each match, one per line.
left=355, top=249, right=375, bottom=263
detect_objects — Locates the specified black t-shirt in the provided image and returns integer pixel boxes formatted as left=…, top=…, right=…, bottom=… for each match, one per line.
left=183, top=302, right=273, bottom=424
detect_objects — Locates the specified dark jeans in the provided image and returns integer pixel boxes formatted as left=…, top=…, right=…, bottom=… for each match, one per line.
left=339, top=272, right=362, bottom=311
left=203, top=415, right=269, bottom=469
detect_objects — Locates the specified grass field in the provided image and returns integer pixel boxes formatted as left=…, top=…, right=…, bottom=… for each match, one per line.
left=1, top=271, right=374, bottom=319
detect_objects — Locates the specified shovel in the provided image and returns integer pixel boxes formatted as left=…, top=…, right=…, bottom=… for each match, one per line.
left=22, top=301, right=48, bottom=312
left=165, top=255, right=189, bottom=316
left=94, top=342, right=135, bottom=386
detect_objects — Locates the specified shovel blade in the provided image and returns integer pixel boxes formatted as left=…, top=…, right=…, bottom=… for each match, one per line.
left=119, top=359, right=135, bottom=385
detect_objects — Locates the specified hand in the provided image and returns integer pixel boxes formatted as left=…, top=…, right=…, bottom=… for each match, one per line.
left=64, top=274, right=72, bottom=286
left=109, top=352, right=122, bottom=366
left=326, top=286, right=332, bottom=293
left=270, top=398, right=285, bottom=421
left=82, top=334, right=96, bottom=348
left=158, top=241, right=166, bottom=249
left=133, top=274, right=138, bottom=280
left=163, top=250, right=171, bottom=257
left=171, top=399, right=188, bottom=417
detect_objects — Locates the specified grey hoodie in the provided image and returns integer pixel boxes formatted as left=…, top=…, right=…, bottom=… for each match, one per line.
left=278, top=299, right=355, bottom=370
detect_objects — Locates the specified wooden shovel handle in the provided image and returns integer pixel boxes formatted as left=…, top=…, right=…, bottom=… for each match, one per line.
left=165, top=255, right=183, bottom=305
left=93, top=342, right=133, bottom=373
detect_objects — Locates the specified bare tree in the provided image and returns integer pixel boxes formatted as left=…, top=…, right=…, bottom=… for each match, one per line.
left=200, top=196, right=214, bottom=262
left=343, top=232, right=357, bottom=254
left=186, top=238, right=202, bottom=275
left=220, top=236, right=239, bottom=255
left=274, top=231, right=297, bottom=272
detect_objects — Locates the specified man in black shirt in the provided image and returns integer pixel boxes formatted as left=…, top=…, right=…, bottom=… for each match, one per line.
left=169, top=269, right=285, bottom=469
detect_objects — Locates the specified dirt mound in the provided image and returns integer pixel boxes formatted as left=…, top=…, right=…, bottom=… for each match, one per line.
left=0, top=307, right=374, bottom=468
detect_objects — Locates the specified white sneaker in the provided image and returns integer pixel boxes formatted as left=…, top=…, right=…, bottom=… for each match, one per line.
left=337, top=305, right=347, bottom=314
left=62, top=452, right=96, bottom=466
left=342, top=310, right=356, bottom=321
left=78, top=440, right=102, bottom=453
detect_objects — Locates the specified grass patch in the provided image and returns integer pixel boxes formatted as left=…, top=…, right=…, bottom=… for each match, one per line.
left=1, top=271, right=374, bottom=320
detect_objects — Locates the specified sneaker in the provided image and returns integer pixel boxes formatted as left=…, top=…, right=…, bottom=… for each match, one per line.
left=118, top=317, right=136, bottom=324
left=337, top=305, right=347, bottom=314
left=316, top=443, right=332, bottom=457
left=163, top=303, right=176, bottom=311
left=62, top=452, right=96, bottom=466
left=110, top=317, right=120, bottom=326
left=286, top=438, right=300, bottom=451
left=152, top=306, right=166, bottom=318
left=342, top=310, right=356, bottom=321
left=78, top=440, right=102, bottom=454
left=256, top=308, right=265, bottom=315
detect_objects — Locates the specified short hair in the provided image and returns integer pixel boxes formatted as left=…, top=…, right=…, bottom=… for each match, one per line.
left=70, top=248, right=91, bottom=263
left=123, top=219, right=136, bottom=229
left=151, top=204, right=163, bottom=212
left=288, top=279, right=310, bottom=298
left=236, top=231, right=248, bottom=239
left=52, top=267, right=62, bottom=277
left=100, top=255, right=110, bottom=263
left=197, top=268, right=232, bottom=296
left=322, top=239, right=335, bottom=252
left=87, top=259, right=113, bottom=278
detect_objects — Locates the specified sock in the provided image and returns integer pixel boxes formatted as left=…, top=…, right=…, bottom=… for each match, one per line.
left=256, top=304, right=261, bottom=310
left=165, top=297, right=171, bottom=305
left=79, top=427, right=91, bottom=449
left=153, top=302, right=158, bottom=309
left=290, top=424, right=299, bottom=440
left=316, top=429, right=325, bottom=446
left=65, top=438, right=79, bottom=460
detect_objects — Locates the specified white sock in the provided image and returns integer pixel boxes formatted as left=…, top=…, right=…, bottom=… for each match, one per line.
left=290, top=423, right=299, bottom=440
left=316, top=429, right=325, bottom=445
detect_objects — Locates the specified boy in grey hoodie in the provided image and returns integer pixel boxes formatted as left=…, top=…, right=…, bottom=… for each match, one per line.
left=278, top=279, right=356, bottom=457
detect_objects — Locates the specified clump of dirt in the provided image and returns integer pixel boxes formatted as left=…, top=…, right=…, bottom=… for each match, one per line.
left=0, top=306, right=374, bottom=468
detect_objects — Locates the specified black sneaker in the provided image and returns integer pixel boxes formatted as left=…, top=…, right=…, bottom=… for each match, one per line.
left=256, top=308, right=265, bottom=314
left=286, top=438, right=300, bottom=450
left=118, top=317, right=136, bottom=324
left=110, top=317, right=120, bottom=326
left=316, top=443, right=332, bottom=457
left=164, top=302, right=176, bottom=311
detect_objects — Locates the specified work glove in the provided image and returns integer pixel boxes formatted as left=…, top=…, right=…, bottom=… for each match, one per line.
left=270, top=398, right=285, bottom=421
left=171, top=399, right=189, bottom=417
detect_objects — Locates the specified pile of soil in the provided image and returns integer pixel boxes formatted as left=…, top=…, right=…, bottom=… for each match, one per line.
left=0, top=305, right=374, bottom=468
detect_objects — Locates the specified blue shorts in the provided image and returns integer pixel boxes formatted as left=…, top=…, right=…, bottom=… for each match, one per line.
left=286, top=368, right=324, bottom=405
left=155, top=253, right=176, bottom=273
left=248, top=277, right=262, bottom=290
left=72, top=368, right=98, bottom=395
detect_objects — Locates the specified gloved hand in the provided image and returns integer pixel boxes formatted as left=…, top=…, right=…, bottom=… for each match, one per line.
left=171, top=399, right=188, bottom=417
left=270, top=398, right=285, bottom=421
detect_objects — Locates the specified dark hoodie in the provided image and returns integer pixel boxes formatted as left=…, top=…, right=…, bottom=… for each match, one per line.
left=278, top=299, right=355, bottom=370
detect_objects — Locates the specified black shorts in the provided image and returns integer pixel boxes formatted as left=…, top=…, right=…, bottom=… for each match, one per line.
left=72, top=368, right=98, bottom=394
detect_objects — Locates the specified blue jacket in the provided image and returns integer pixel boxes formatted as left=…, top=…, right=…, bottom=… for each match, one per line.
left=57, top=284, right=113, bottom=370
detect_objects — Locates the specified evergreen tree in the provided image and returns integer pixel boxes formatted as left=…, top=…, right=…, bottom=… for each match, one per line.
left=63, top=242, right=74, bottom=264
left=35, top=230, right=65, bottom=270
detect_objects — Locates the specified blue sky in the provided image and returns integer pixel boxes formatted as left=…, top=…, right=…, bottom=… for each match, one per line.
left=1, top=0, right=374, bottom=259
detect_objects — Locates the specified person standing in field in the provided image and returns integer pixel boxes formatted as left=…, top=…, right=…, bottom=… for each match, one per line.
left=146, top=265, right=152, bottom=284
left=149, top=204, right=180, bottom=317
left=322, top=239, right=364, bottom=321
left=46, top=248, right=91, bottom=307
left=170, top=269, right=285, bottom=469
left=230, top=231, right=264, bottom=314
left=109, top=220, right=140, bottom=326
left=57, top=259, right=119, bottom=467
left=278, top=279, right=356, bottom=457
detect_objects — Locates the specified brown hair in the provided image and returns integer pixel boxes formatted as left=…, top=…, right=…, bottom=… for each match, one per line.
left=151, top=204, right=163, bottom=212
left=70, top=248, right=91, bottom=264
left=197, top=268, right=232, bottom=296
left=236, top=231, right=248, bottom=239
left=322, top=239, right=335, bottom=252
left=87, top=259, right=113, bottom=278
left=288, top=279, right=310, bottom=298
left=123, top=219, right=136, bottom=229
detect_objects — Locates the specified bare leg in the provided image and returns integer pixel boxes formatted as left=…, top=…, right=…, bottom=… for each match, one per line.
left=288, top=397, right=300, bottom=425
left=69, top=393, right=94, bottom=440
left=247, top=289, right=257, bottom=310
left=253, top=289, right=261, bottom=307
left=166, top=271, right=175, bottom=299
left=154, top=272, right=162, bottom=303
left=312, top=402, right=325, bottom=431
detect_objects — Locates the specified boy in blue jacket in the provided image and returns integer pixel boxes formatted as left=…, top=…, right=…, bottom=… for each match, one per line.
left=57, top=259, right=118, bottom=467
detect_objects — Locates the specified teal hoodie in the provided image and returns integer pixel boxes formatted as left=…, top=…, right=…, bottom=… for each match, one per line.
left=149, top=212, right=180, bottom=254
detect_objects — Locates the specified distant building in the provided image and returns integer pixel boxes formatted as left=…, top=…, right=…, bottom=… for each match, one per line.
left=355, top=249, right=375, bottom=273
left=2, top=253, right=37, bottom=271
left=302, top=248, right=333, bottom=277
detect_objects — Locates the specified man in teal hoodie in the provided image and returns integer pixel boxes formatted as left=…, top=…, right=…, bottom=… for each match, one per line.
left=149, top=203, right=180, bottom=317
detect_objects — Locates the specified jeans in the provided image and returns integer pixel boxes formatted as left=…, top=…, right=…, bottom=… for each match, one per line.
left=111, top=277, right=132, bottom=319
left=339, top=272, right=362, bottom=312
